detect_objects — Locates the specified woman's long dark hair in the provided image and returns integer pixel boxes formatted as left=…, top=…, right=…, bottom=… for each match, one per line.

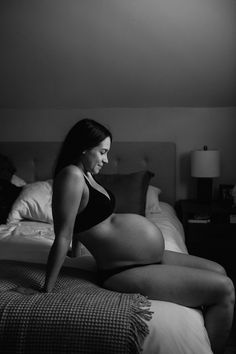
left=54, top=119, right=112, bottom=178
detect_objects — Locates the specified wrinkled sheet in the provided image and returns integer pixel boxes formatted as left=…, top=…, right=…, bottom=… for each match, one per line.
left=0, top=260, right=151, bottom=354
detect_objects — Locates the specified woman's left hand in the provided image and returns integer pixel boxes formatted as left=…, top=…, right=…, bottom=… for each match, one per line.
left=11, top=286, right=41, bottom=295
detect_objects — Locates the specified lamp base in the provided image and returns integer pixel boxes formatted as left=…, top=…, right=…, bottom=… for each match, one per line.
left=197, top=178, right=213, bottom=202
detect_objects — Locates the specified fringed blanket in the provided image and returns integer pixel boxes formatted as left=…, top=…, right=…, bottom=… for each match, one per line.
left=0, top=260, right=152, bottom=354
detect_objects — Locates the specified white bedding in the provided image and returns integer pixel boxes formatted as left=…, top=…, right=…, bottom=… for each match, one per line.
left=0, top=202, right=212, bottom=354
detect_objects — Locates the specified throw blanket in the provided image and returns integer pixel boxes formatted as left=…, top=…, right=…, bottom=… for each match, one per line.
left=0, top=260, right=152, bottom=354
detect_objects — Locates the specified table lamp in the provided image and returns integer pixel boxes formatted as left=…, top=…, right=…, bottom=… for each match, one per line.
left=191, top=146, right=220, bottom=202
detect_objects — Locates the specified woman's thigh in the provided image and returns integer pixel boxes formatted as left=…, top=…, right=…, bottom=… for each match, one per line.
left=103, top=264, right=226, bottom=307
left=162, top=250, right=226, bottom=274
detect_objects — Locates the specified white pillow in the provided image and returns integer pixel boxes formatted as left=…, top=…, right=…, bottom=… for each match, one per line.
left=11, top=174, right=27, bottom=187
left=145, top=185, right=162, bottom=214
left=7, top=180, right=53, bottom=224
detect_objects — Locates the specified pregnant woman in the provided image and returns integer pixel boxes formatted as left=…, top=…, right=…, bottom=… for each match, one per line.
left=44, top=118, right=234, bottom=354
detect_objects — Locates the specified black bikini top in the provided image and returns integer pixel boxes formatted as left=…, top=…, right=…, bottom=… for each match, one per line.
left=74, top=176, right=115, bottom=233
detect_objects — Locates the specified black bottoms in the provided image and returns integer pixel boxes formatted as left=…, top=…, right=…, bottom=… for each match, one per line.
left=98, top=262, right=158, bottom=284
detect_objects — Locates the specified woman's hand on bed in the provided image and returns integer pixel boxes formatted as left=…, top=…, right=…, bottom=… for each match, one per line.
left=12, top=286, right=42, bottom=295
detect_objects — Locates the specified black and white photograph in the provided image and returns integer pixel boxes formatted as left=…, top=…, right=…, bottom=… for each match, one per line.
left=0, top=1, right=236, bottom=353
left=220, top=184, right=235, bottom=203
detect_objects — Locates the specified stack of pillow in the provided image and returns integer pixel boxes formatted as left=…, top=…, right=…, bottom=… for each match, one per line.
left=6, top=171, right=162, bottom=225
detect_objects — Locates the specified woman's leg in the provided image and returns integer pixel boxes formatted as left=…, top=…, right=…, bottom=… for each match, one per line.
left=162, top=250, right=227, bottom=275
left=103, top=264, right=235, bottom=354
left=71, top=238, right=81, bottom=257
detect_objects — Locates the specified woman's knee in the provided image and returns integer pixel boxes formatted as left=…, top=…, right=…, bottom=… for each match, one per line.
left=219, top=275, right=235, bottom=304
left=212, top=262, right=227, bottom=276
left=226, top=277, right=235, bottom=302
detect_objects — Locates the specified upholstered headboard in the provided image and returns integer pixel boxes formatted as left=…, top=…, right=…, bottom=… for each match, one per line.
left=0, top=142, right=176, bottom=205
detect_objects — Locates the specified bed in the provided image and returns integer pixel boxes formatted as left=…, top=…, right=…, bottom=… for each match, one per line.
left=0, top=141, right=212, bottom=354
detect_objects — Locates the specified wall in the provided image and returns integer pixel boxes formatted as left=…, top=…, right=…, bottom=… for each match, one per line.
left=1, top=107, right=236, bottom=200
left=0, top=0, right=236, bottom=108
left=1, top=1, right=235, bottom=200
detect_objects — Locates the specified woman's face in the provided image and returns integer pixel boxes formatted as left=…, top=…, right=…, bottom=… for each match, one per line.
left=82, top=136, right=111, bottom=174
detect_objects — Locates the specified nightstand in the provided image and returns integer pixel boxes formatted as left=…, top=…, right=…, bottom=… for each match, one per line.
left=176, top=200, right=236, bottom=275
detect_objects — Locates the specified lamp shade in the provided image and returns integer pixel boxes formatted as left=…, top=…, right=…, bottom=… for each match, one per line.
left=191, top=149, right=220, bottom=178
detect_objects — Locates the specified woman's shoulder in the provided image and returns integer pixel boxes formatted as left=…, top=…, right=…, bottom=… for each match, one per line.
left=54, top=165, right=85, bottom=188
left=63, top=164, right=84, bottom=176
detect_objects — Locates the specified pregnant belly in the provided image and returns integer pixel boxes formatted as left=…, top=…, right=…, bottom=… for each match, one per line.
left=80, top=213, right=165, bottom=269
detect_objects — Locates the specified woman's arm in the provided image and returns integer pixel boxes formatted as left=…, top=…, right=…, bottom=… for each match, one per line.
left=43, top=167, right=84, bottom=292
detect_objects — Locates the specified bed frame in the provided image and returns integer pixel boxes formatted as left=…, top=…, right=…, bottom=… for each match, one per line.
left=0, top=142, right=176, bottom=205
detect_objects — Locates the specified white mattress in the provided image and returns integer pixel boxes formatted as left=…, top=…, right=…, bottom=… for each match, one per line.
left=0, top=202, right=212, bottom=354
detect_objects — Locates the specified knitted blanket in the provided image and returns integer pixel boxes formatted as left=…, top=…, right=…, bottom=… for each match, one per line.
left=0, top=260, right=152, bottom=354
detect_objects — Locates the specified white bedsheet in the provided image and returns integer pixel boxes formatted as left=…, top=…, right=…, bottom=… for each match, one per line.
left=143, top=203, right=212, bottom=354
left=0, top=202, right=212, bottom=354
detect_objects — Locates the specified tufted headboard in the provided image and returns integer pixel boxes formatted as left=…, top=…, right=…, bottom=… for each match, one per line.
left=0, top=142, right=176, bottom=205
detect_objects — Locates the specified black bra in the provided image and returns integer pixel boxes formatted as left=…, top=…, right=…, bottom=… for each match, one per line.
left=74, top=177, right=115, bottom=233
